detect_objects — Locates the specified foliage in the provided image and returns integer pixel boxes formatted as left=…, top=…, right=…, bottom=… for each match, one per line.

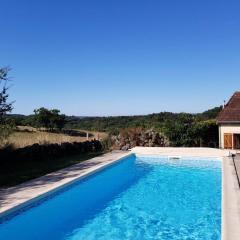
left=6, top=106, right=221, bottom=147
left=192, top=120, right=219, bottom=147
left=162, top=113, right=196, bottom=146
left=199, top=107, right=222, bottom=120
left=34, top=107, right=66, bottom=131
left=162, top=116, right=218, bottom=147
left=0, top=124, right=14, bottom=146
left=0, top=67, right=14, bottom=145
left=63, top=107, right=221, bottom=135
left=101, top=135, right=112, bottom=151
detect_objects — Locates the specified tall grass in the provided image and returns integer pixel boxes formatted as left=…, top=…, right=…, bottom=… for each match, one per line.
left=6, top=127, right=108, bottom=149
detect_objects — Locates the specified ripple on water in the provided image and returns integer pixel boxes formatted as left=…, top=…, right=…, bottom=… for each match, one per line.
left=66, top=158, right=221, bottom=240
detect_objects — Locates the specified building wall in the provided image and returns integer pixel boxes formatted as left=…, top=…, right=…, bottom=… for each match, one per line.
left=219, top=124, right=240, bottom=149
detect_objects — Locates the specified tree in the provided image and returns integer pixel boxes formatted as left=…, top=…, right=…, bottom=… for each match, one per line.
left=200, top=107, right=222, bottom=120
left=162, top=113, right=196, bottom=146
left=0, top=67, right=14, bottom=144
left=192, top=120, right=218, bottom=147
left=51, top=110, right=66, bottom=130
left=34, top=107, right=66, bottom=131
left=34, top=107, right=52, bottom=129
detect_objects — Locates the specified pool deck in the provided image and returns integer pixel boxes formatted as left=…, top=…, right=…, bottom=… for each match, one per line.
left=234, top=154, right=240, bottom=186
left=222, top=154, right=240, bottom=240
left=0, top=147, right=240, bottom=240
left=0, top=151, right=131, bottom=218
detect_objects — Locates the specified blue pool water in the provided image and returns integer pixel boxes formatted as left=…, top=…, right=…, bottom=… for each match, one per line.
left=0, top=155, right=221, bottom=240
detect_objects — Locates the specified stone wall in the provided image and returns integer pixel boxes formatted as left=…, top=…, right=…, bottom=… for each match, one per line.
left=111, top=128, right=168, bottom=150
left=0, top=140, right=102, bottom=162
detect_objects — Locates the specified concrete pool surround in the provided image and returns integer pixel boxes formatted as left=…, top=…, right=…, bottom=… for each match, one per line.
left=0, top=147, right=239, bottom=240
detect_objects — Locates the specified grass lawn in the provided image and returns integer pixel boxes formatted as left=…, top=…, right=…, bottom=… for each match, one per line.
left=0, top=151, right=104, bottom=188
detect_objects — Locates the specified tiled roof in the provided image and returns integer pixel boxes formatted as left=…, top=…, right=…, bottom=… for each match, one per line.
left=217, top=92, right=240, bottom=123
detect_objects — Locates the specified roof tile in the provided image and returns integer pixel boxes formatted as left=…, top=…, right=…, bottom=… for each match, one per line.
left=217, top=91, right=240, bottom=123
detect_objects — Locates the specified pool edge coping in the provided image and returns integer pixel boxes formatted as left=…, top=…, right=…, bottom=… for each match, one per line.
left=222, top=156, right=240, bottom=240
left=0, top=151, right=133, bottom=219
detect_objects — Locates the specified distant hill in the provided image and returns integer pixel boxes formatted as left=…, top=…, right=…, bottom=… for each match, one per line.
left=65, top=107, right=222, bottom=133
left=7, top=106, right=222, bottom=134
left=199, top=107, right=222, bottom=120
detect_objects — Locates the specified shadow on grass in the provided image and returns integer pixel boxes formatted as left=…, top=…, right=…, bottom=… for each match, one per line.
left=0, top=151, right=104, bottom=189
left=0, top=151, right=108, bottom=209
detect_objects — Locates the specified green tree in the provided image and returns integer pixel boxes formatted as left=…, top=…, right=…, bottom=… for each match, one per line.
left=192, top=120, right=218, bottom=147
left=34, top=107, right=66, bottom=131
left=0, top=67, right=14, bottom=145
left=34, top=107, right=52, bottom=129
left=162, top=113, right=196, bottom=146
left=49, top=109, right=66, bottom=130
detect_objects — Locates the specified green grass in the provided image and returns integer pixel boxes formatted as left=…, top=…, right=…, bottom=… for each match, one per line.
left=0, top=151, right=104, bottom=188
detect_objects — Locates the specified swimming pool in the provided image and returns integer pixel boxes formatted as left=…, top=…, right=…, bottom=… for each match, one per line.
left=0, top=154, right=221, bottom=240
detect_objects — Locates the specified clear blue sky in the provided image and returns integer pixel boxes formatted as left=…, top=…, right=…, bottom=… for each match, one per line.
left=1, top=0, right=240, bottom=116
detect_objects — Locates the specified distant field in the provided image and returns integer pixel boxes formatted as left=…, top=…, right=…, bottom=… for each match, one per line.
left=7, top=126, right=108, bottom=149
